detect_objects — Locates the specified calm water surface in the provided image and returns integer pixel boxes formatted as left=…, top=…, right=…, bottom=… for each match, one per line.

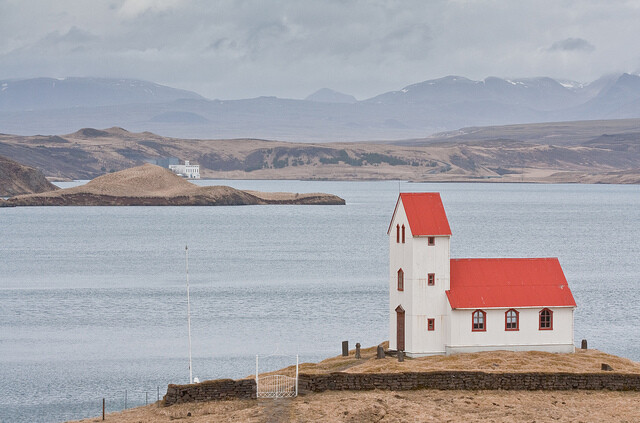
left=1, top=181, right=639, bottom=422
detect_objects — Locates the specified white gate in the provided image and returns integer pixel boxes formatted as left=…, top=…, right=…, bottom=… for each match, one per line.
left=255, top=354, right=298, bottom=398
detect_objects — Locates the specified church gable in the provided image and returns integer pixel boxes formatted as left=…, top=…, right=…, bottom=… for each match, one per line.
left=388, top=193, right=451, bottom=236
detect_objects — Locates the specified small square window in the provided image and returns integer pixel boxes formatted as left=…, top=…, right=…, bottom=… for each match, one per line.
left=428, top=237, right=435, bottom=246
left=427, top=318, right=435, bottom=331
left=428, top=273, right=435, bottom=286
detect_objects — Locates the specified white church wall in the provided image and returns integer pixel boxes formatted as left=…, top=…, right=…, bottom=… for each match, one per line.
left=406, top=235, right=450, bottom=355
left=447, top=307, right=575, bottom=354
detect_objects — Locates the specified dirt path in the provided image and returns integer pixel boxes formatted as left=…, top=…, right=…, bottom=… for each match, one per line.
left=261, top=398, right=294, bottom=423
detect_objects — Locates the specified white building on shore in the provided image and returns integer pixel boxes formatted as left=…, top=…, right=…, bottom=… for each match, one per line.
left=169, top=161, right=200, bottom=179
left=388, top=193, right=576, bottom=357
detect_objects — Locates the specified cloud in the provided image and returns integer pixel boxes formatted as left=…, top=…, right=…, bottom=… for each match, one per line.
left=44, top=27, right=99, bottom=47
left=1, top=1, right=640, bottom=99
left=118, top=0, right=184, bottom=18
left=548, top=37, right=595, bottom=52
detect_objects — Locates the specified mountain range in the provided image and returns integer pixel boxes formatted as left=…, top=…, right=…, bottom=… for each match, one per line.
left=2, top=74, right=640, bottom=141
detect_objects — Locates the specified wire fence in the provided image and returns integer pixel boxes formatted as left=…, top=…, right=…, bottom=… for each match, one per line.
left=96, top=386, right=165, bottom=419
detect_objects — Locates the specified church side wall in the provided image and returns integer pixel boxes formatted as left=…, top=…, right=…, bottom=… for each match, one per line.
left=448, top=307, right=575, bottom=354
left=408, top=236, right=450, bottom=355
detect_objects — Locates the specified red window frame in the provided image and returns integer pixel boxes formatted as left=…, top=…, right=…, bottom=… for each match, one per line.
left=472, top=309, right=486, bottom=332
left=505, top=309, right=519, bottom=331
left=396, top=224, right=400, bottom=243
left=427, top=318, right=435, bottom=331
left=397, top=268, right=404, bottom=291
left=428, top=236, right=435, bottom=246
left=427, top=273, right=435, bottom=286
left=539, top=308, right=553, bottom=330
left=401, top=225, right=405, bottom=243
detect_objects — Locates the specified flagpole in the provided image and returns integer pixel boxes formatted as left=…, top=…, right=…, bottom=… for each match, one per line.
left=186, top=245, right=193, bottom=384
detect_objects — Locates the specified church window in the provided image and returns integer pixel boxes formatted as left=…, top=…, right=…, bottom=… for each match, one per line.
left=428, top=236, right=435, bottom=246
left=427, top=318, right=435, bottom=331
left=428, top=273, right=435, bottom=286
left=472, top=310, right=486, bottom=331
left=505, top=309, right=519, bottom=330
left=539, top=308, right=553, bottom=330
left=397, top=268, right=404, bottom=291
left=401, top=225, right=405, bottom=243
left=396, top=224, right=400, bottom=243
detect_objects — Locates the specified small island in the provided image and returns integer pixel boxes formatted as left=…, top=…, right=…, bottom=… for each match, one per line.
left=1, top=164, right=345, bottom=206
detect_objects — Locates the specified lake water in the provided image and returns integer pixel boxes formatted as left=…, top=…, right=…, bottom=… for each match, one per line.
left=1, top=181, right=639, bottom=423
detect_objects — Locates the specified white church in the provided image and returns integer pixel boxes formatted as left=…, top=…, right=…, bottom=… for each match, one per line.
left=388, top=193, right=577, bottom=357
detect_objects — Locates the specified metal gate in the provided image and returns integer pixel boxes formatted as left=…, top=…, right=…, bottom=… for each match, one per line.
left=255, top=354, right=298, bottom=398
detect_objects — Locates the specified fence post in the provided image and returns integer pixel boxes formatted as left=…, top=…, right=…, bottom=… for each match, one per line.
left=342, top=341, right=349, bottom=357
left=145, top=391, right=148, bottom=405
left=295, top=354, right=299, bottom=397
left=102, top=398, right=105, bottom=420
left=124, top=389, right=127, bottom=410
left=355, top=343, right=361, bottom=359
left=255, top=354, right=259, bottom=398
left=157, top=386, right=160, bottom=406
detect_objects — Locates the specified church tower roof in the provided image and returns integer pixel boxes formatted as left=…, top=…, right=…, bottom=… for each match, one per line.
left=388, top=192, right=452, bottom=236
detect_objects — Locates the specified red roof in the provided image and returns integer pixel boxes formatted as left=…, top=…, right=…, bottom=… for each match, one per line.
left=446, top=258, right=576, bottom=309
left=388, top=193, right=452, bottom=236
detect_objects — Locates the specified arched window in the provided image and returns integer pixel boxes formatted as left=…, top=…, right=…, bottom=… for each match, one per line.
left=505, top=309, right=519, bottom=331
left=396, top=224, right=400, bottom=243
left=539, top=308, right=553, bottom=330
left=401, top=225, right=405, bottom=243
left=472, top=310, right=486, bottom=331
left=397, top=268, right=404, bottom=291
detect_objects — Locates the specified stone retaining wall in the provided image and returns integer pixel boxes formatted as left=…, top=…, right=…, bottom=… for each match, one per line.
left=163, top=372, right=640, bottom=406
left=298, top=371, right=640, bottom=393
left=164, top=378, right=255, bottom=405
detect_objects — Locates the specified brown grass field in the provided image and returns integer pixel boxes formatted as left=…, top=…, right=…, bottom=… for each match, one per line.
left=70, top=390, right=640, bottom=423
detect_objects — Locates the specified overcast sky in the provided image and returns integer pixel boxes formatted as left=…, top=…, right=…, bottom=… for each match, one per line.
left=1, top=0, right=640, bottom=100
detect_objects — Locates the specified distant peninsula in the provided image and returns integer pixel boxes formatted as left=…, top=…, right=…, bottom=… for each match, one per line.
left=2, top=121, right=640, bottom=184
left=1, top=164, right=345, bottom=206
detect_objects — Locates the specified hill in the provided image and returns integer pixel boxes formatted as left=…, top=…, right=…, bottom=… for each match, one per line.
left=68, top=347, right=640, bottom=423
left=305, top=88, right=357, bottom=104
left=3, top=164, right=345, bottom=206
left=0, top=77, right=203, bottom=111
left=2, top=74, right=640, bottom=141
left=396, top=118, right=640, bottom=146
left=0, top=122, right=639, bottom=184
left=0, top=155, right=58, bottom=196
